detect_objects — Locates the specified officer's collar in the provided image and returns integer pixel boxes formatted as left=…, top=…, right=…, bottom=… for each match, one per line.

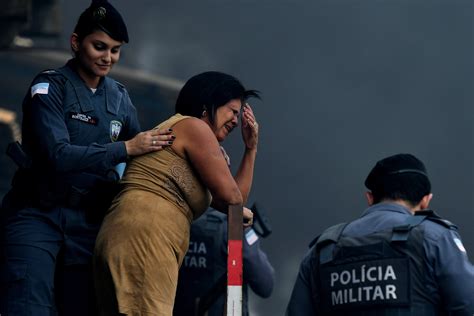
left=61, top=59, right=121, bottom=114
left=58, top=60, right=95, bottom=112
left=103, top=76, right=122, bottom=115
left=64, top=58, right=94, bottom=86
left=362, top=202, right=413, bottom=217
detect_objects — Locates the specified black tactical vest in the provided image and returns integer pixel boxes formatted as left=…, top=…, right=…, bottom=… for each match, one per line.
left=174, top=211, right=227, bottom=316
left=310, top=210, right=454, bottom=316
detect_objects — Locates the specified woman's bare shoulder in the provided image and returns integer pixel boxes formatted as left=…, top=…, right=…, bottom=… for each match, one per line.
left=173, top=116, right=212, bottom=136
left=170, top=116, right=216, bottom=157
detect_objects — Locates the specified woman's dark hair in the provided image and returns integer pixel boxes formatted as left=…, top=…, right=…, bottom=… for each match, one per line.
left=73, top=0, right=129, bottom=44
left=175, top=71, right=260, bottom=124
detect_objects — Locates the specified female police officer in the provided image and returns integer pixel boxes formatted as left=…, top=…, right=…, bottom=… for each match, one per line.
left=0, top=1, right=174, bottom=315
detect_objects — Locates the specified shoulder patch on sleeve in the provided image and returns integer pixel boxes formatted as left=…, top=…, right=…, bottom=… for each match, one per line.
left=31, top=82, right=50, bottom=97
left=453, top=237, right=467, bottom=253
left=245, top=228, right=259, bottom=245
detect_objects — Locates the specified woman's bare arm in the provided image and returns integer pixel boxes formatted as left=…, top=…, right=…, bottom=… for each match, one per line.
left=171, top=117, right=243, bottom=211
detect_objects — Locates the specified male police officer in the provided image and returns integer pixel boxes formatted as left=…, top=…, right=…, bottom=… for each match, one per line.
left=286, top=153, right=474, bottom=315
left=174, top=207, right=275, bottom=316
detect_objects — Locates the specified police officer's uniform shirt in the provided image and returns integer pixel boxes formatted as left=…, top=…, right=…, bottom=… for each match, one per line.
left=0, top=58, right=142, bottom=316
left=286, top=203, right=474, bottom=315
left=23, top=59, right=140, bottom=184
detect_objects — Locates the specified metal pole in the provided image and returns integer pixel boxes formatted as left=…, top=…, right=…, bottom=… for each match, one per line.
left=226, top=204, right=243, bottom=316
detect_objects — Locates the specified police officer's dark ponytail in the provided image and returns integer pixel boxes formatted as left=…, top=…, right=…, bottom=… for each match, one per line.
left=73, top=0, right=129, bottom=44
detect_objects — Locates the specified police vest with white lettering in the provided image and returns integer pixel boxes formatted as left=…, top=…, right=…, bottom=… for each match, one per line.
left=174, top=210, right=227, bottom=316
left=310, top=210, right=455, bottom=316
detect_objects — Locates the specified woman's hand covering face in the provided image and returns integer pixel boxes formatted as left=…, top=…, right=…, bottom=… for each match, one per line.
left=241, top=103, right=258, bottom=150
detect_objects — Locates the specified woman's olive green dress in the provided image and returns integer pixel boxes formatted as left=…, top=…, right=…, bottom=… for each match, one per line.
left=94, top=114, right=211, bottom=315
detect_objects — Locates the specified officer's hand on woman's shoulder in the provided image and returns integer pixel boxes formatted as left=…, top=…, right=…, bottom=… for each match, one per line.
left=125, top=128, right=175, bottom=157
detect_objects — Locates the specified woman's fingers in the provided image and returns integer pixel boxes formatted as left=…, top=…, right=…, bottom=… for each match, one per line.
left=149, top=128, right=176, bottom=147
left=243, top=103, right=258, bottom=131
left=243, top=207, right=254, bottom=228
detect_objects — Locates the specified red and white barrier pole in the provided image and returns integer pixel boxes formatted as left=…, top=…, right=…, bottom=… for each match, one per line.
left=226, top=204, right=243, bottom=316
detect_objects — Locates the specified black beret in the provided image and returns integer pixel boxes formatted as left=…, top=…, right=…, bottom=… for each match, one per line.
left=364, top=153, right=429, bottom=190
left=75, top=0, right=129, bottom=43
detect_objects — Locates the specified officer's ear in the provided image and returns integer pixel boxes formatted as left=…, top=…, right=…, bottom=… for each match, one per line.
left=419, top=193, right=433, bottom=210
left=71, top=33, right=80, bottom=53
left=365, top=191, right=374, bottom=206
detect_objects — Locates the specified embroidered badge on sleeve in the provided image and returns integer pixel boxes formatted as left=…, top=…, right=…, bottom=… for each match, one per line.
left=453, top=238, right=467, bottom=253
left=245, top=228, right=259, bottom=246
left=31, top=83, right=49, bottom=97
left=110, top=120, right=122, bottom=142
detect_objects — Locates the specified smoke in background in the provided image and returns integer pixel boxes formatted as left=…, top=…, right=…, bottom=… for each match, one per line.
left=63, top=1, right=473, bottom=315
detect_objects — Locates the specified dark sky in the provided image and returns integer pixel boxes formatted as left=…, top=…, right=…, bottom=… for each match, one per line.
left=61, top=1, right=474, bottom=314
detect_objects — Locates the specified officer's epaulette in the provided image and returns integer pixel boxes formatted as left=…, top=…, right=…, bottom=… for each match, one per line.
left=309, top=222, right=348, bottom=249
left=415, top=209, right=458, bottom=230
left=308, top=234, right=321, bottom=248
left=40, top=69, right=60, bottom=75
left=114, top=79, right=126, bottom=90
left=34, top=69, right=63, bottom=82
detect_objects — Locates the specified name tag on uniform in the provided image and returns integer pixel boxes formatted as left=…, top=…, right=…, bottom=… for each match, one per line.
left=319, top=257, right=410, bottom=312
left=70, top=112, right=98, bottom=125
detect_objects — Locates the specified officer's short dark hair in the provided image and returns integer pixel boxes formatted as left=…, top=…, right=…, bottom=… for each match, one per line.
left=365, top=153, right=431, bottom=207
left=175, top=71, right=260, bottom=124
left=73, top=0, right=129, bottom=43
